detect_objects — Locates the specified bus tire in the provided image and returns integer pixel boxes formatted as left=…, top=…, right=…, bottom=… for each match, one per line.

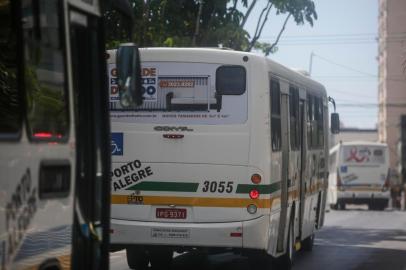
left=377, top=202, right=386, bottom=211
left=330, top=203, right=338, bottom=210
left=126, top=247, right=149, bottom=270
left=302, top=233, right=315, bottom=251
left=149, top=247, right=173, bottom=270
left=247, top=252, right=273, bottom=270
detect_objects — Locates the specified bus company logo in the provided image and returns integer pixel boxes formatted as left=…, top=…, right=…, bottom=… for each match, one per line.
left=111, top=133, right=123, bottom=156
left=153, top=126, right=194, bottom=132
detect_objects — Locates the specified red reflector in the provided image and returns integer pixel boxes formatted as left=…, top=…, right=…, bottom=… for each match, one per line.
left=249, top=189, right=260, bottom=199
left=163, top=134, right=184, bottom=139
left=34, top=132, right=52, bottom=138
left=109, top=229, right=114, bottom=234
left=230, top=232, right=242, bottom=237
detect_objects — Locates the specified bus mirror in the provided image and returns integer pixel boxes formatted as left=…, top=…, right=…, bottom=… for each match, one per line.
left=331, top=113, right=340, bottom=134
left=117, top=43, right=143, bottom=107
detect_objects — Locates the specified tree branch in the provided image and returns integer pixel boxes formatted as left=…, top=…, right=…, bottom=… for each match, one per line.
left=232, top=0, right=238, bottom=11
left=252, top=1, right=270, bottom=41
left=247, top=2, right=273, bottom=51
left=268, top=14, right=291, bottom=54
left=192, top=0, right=204, bottom=46
left=240, top=0, right=257, bottom=29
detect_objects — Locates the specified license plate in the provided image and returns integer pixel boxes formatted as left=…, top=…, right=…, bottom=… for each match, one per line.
left=156, top=208, right=187, bottom=219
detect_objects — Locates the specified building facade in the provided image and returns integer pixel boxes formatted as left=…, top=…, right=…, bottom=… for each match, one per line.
left=378, top=0, right=406, bottom=170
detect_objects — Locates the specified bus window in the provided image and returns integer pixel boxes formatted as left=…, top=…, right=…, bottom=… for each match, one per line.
left=307, top=94, right=313, bottom=148
left=23, top=0, right=69, bottom=142
left=307, top=94, right=324, bottom=149
left=216, top=65, right=246, bottom=95
left=289, top=86, right=300, bottom=150
left=0, top=0, right=22, bottom=139
left=317, top=97, right=324, bottom=147
left=271, top=79, right=281, bottom=151
left=313, top=95, right=319, bottom=147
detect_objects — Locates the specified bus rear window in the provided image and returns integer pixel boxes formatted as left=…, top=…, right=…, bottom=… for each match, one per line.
left=216, top=66, right=246, bottom=95
left=343, top=146, right=385, bottom=164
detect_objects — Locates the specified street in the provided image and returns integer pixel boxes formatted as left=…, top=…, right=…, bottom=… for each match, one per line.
left=110, top=206, right=406, bottom=270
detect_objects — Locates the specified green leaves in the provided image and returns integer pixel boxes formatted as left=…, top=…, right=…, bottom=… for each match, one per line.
left=104, top=0, right=317, bottom=54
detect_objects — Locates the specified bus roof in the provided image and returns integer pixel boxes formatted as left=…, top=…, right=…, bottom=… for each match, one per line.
left=330, top=141, right=388, bottom=153
left=136, top=47, right=326, bottom=96
left=339, top=141, right=387, bottom=147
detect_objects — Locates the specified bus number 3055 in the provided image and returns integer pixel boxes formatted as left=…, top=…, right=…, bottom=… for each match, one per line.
left=202, top=181, right=234, bottom=193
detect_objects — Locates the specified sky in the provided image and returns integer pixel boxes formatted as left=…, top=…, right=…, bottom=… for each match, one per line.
left=243, top=0, right=379, bottom=129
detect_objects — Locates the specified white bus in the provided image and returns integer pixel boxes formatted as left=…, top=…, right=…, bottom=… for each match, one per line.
left=0, top=0, right=140, bottom=269
left=328, top=141, right=390, bottom=210
left=108, top=48, right=339, bottom=269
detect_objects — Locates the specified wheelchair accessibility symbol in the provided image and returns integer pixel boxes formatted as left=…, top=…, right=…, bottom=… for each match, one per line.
left=111, top=140, right=121, bottom=155
left=111, top=133, right=123, bottom=156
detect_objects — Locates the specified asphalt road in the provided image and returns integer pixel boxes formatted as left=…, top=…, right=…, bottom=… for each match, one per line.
left=110, top=206, right=406, bottom=270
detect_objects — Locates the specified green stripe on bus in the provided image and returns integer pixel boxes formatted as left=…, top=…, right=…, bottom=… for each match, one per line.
left=236, top=182, right=281, bottom=194
left=126, top=181, right=199, bottom=192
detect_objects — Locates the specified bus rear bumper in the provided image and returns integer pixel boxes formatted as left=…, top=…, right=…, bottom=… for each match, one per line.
left=337, top=191, right=390, bottom=205
left=110, top=215, right=269, bottom=250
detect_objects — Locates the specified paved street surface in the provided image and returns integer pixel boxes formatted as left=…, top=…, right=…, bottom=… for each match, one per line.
left=110, top=206, right=406, bottom=270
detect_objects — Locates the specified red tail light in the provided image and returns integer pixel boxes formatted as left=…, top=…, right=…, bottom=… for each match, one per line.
left=34, top=132, right=52, bottom=138
left=249, top=189, right=260, bottom=199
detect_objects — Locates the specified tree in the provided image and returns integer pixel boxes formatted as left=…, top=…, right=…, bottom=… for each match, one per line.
left=104, top=0, right=317, bottom=55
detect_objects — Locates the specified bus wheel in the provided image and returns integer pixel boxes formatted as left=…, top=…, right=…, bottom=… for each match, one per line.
left=149, top=247, right=173, bottom=270
left=276, top=223, right=294, bottom=270
left=302, top=233, right=315, bottom=251
left=377, top=202, right=386, bottom=211
left=126, top=247, right=149, bottom=270
left=247, top=252, right=274, bottom=270
left=330, top=203, right=338, bottom=210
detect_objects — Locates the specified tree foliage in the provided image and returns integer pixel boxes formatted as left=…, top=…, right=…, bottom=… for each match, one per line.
left=104, top=0, right=317, bottom=55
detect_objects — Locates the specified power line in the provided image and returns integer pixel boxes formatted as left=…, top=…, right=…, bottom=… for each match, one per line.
left=329, top=88, right=376, bottom=99
left=337, top=103, right=406, bottom=108
left=312, top=53, right=377, bottom=77
left=260, top=33, right=377, bottom=39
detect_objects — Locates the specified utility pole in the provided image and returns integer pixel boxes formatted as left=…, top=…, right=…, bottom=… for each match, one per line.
left=309, top=52, right=314, bottom=76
